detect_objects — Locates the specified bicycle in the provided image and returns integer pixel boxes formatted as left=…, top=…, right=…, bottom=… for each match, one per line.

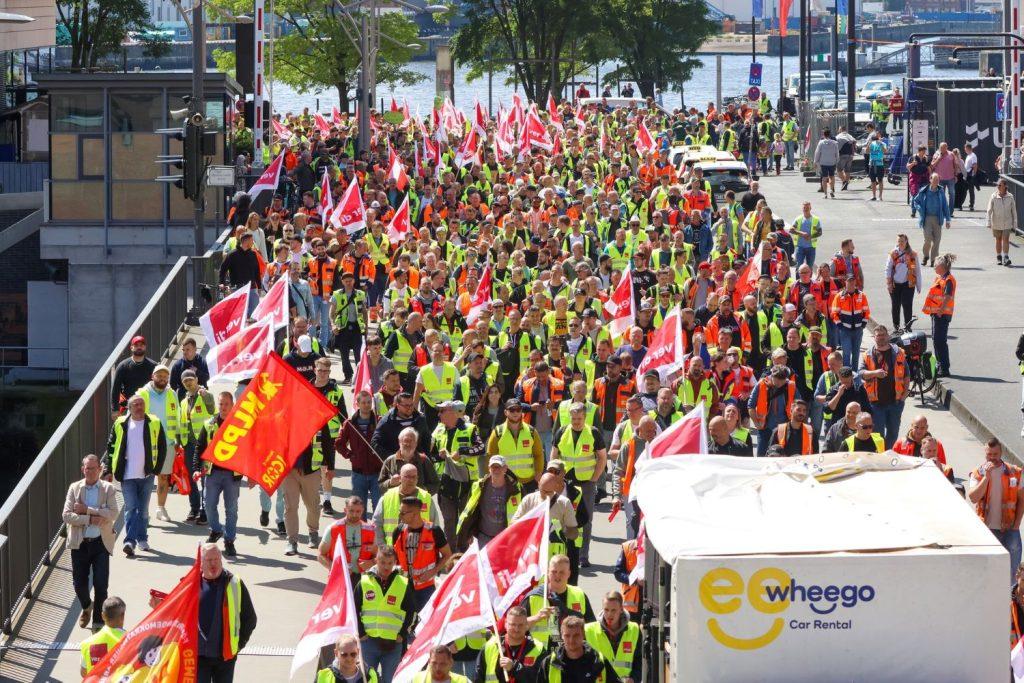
left=892, top=316, right=938, bottom=402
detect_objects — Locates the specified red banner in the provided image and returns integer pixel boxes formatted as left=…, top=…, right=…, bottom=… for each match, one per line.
left=290, top=554, right=359, bottom=677
left=200, top=352, right=338, bottom=494
left=330, top=179, right=367, bottom=235
left=604, top=266, right=635, bottom=339
left=479, top=502, right=549, bottom=616
left=206, top=320, right=275, bottom=382
left=637, top=305, right=685, bottom=380
left=199, top=284, right=250, bottom=346
left=251, top=278, right=289, bottom=330
left=386, top=196, right=411, bottom=245
left=84, top=552, right=200, bottom=682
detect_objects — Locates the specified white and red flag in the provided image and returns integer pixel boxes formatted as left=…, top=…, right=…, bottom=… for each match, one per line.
left=636, top=305, right=685, bottom=380
left=200, top=283, right=250, bottom=346
left=546, top=92, right=563, bottom=130
left=603, top=266, right=635, bottom=339
left=351, top=348, right=371, bottom=405
left=314, top=112, right=331, bottom=135
left=387, top=149, right=409, bottom=191
left=272, top=117, right=293, bottom=141
left=520, top=110, right=553, bottom=152
left=329, top=180, right=367, bottom=235
left=466, top=266, right=492, bottom=326
left=735, top=248, right=763, bottom=299
left=390, top=97, right=400, bottom=113
left=290, top=547, right=359, bottom=678
left=206, top=319, right=275, bottom=382
left=386, top=195, right=411, bottom=244
left=250, top=277, right=290, bottom=330
left=479, top=501, right=549, bottom=616
left=474, top=100, right=488, bottom=134
left=331, top=105, right=343, bottom=126
left=648, top=402, right=708, bottom=460
left=455, top=126, right=481, bottom=168
left=636, top=118, right=657, bottom=156
left=629, top=519, right=647, bottom=584
left=318, top=170, right=334, bottom=218
left=247, top=151, right=285, bottom=199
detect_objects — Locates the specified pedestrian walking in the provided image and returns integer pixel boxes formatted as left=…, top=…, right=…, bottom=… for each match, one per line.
left=110, top=335, right=157, bottom=418
left=884, top=234, right=922, bottom=330
left=968, top=438, right=1023, bottom=582
left=812, top=128, right=839, bottom=198
left=922, top=253, right=957, bottom=378
left=356, top=546, right=415, bottom=682
left=858, top=326, right=910, bottom=448
left=987, top=178, right=1018, bottom=266
left=195, top=391, right=243, bottom=558
left=913, top=173, right=952, bottom=267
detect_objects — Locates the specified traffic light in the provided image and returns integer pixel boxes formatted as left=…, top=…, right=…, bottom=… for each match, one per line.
left=156, top=112, right=206, bottom=201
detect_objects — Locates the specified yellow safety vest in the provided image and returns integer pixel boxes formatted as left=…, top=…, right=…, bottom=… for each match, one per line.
left=359, top=572, right=409, bottom=640
left=557, top=400, right=599, bottom=429
left=390, top=333, right=415, bottom=373
left=366, top=232, right=391, bottom=266
left=584, top=621, right=640, bottom=680
left=432, top=422, right=481, bottom=478
left=331, top=288, right=368, bottom=333
left=224, top=575, right=243, bottom=657
left=80, top=625, right=125, bottom=674
left=843, top=433, right=885, bottom=453
left=480, top=636, right=545, bottom=683
left=527, top=586, right=589, bottom=645
left=138, top=384, right=185, bottom=445
left=493, top=423, right=539, bottom=481
left=380, top=487, right=431, bottom=540
left=419, top=363, right=459, bottom=407
left=676, top=378, right=714, bottom=408
left=182, top=389, right=214, bottom=442
left=108, top=415, right=162, bottom=476
left=317, top=667, right=379, bottom=683
left=413, top=673, right=469, bottom=683
left=555, top=427, right=599, bottom=482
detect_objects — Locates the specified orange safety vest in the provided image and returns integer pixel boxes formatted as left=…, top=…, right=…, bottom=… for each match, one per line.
left=594, top=377, right=636, bottom=426
left=327, top=520, right=377, bottom=568
left=830, top=290, right=870, bottom=328
left=752, top=377, right=795, bottom=422
left=831, top=254, right=863, bottom=288
left=340, top=253, right=377, bottom=282
left=620, top=438, right=642, bottom=499
left=394, top=523, right=441, bottom=590
left=775, top=422, right=814, bottom=455
left=620, top=540, right=641, bottom=614
left=861, top=347, right=907, bottom=403
left=520, top=377, right=565, bottom=424
left=971, top=462, right=1022, bottom=531
left=921, top=273, right=956, bottom=317
left=308, top=256, right=338, bottom=297
left=890, top=248, right=918, bottom=289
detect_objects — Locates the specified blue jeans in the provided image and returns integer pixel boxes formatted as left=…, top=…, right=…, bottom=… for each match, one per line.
left=836, top=327, right=864, bottom=370
left=205, top=469, right=241, bottom=541
left=939, top=178, right=955, bottom=215
left=351, top=471, right=381, bottom=520
left=246, top=287, right=260, bottom=317
left=185, top=441, right=201, bottom=514
left=931, top=314, right=951, bottom=373
left=540, top=430, right=553, bottom=461
left=312, top=295, right=332, bottom=349
left=259, top=487, right=285, bottom=523
left=121, top=477, right=153, bottom=546
left=785, top=140, right=797, bottom=168
left=369, top=269, right=388, bottom=308
left=756, top=427, right=774, bottom=456
left=869, top=400, right=905, bottom=449
left=794, top=245, right=816, bottom=269
left=810, top=401, right=825, bottom=443
left=993, top=529, right=1022, bottom=582
left=363, top=637, right=403, bottom=682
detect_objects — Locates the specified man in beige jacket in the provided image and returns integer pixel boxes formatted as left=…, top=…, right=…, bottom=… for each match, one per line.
left=63, top=454, right=119, bottom=631
left=987, top=178, right=1018, bottom=266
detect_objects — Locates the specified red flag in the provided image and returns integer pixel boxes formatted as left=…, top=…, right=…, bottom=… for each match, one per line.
left=386, top=195, right=411, bottom=245
left=199, top=284, right=250, bottom=346
left=318, top=169, right=334, bottom=218
left=390, top=97, right=400, bottom=113
left=206, top=319, right=275, bottom=382
left=648, top=403, right=708, bottom=460
left=736, top=249, right=763, bottom=299
left=598, top=122, right=608, bottom=154
left=200, top=352, right=338, bottom=494
left=352, top=348, right=371, bottom=404
left=330, top=179, right=367, bottom=235
left=779, top=0, right=792, bottom=36
left=395, top=541, right=493, bottom=683
left=479, top=502, right=549, bottom=616
left=84, top=551, right=200, bottom=682
left=520, top=110, right=553, bottom=152
left=290, top=553, right=359, bottom=677
left=637, top=305, right=685, bottom=380
left=547, top=92, right=563, bottom=130
left=636, top=119, right=656, bottom=156
left=603, top=266, right=635, bottom=339
left=251, top=277, right=289, bottom=330
left=474, top=100, right=488, bottom=134
left=387, top=152, right=409, bottom=191
left=272, top=117, right=293, bottom=141
left=551, top=134, right=562, bottom=156
left=247, top=151, right=285, bottom=199
left=455, top=126, right=480, bottom=168
left=314, top=112, right=331, bottom=136
left=466, top=266, right=492, bottom=325
left=331, top=105, right=343, bottom=126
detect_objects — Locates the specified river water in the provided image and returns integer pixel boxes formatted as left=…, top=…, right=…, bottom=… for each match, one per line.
left=267, top=54, right=962, bottom=113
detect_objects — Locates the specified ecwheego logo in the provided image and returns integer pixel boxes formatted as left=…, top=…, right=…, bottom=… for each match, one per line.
left=699, top=567, right=876, bottom=650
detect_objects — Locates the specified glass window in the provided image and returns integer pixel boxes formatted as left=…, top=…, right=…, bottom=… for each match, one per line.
left=52, top=93, right=103, bottom=133
left=51, top=134, right=79, bottom=180
left=80, top=136, right=104, bottom=178
left=112, top=133, right=162, bottom=180
left=110, top=92, right=164, bottom=133
left=112, top=182, right=163, bottom=220
left=51, top=181, right=105, bottom=220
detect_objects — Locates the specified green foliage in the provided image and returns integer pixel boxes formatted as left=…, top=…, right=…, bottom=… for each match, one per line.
left=140, top=33, right=173, bottom=60
left=56, top=0, right=152, bottom=69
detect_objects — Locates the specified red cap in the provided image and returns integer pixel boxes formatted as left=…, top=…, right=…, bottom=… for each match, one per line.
left=130, top=335, right=146, bottom=346
left=698, top=261, right=711, bottom=270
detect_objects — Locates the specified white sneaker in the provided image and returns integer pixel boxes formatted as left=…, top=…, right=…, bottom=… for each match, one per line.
left=1020, top=425, right=1024, bottom=438
left=155, top=507, right=170, bottom=522
left=138, top=540, right=151, bottom=552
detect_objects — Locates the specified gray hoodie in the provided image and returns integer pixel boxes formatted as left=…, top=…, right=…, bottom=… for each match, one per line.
left=814, top=137, right=840, bottom=167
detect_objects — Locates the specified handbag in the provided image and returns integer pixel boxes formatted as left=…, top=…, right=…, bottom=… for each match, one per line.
left=169, top=446, right=192, bottom=496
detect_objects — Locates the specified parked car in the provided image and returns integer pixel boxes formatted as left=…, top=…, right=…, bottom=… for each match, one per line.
left=858, top=79, right=895, bottom=100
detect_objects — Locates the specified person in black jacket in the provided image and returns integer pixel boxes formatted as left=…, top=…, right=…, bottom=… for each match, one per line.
left=110, top=335, right=157, bottom=418
left=218, top=233, right=262, bottom=314
left=169, top=338, right=210, bottom=399
left=369, top=392, right=432, bottom=458
left=707, top=416, right=753, bottom=456
left=538, top=617, right=620, bottom=683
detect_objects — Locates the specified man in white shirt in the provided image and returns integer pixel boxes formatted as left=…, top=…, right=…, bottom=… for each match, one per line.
left=963, top=143, right=979, bottom=211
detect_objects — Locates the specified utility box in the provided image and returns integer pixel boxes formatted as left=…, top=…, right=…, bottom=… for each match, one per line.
left=937, top=87, right=1002, bottom=179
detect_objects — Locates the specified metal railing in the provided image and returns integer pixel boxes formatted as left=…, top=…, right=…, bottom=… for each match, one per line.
left=0, top=163, right=48, bottom=195
left=0, top=252, right=220, bottom=637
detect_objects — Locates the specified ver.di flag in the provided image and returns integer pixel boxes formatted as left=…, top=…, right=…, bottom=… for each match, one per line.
left=200, top=352, right=338, bottom=494
left=206, top=319, right=275, bottom=382
left=636, top=305, right=685, bottom=381
left=247, top=151, right=285, bottom=199
left=250, top=278, right=290, bottom=331
left=84, top=550, right=200, bottom=682
left=330, top=179, right=367, bottom=235
left=199, top=283, right=250, bottom=346
left=290, top=551, right=359, bottom=678
left=479, top=501, right=549, bottom=616
left=386, top=195, right=411, bottom=245
left=604, top=265, right=635, bottom=340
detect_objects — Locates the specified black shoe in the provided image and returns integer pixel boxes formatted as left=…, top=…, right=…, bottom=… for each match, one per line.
left=842, top=181, right=849, bottom=190
left=1006, top=258, right=1014, bottom=267
left=998, top=255, right=1004, bottom=265
left=277, top=521, right=287, bottom=536
left=206, top=531, right=223, bottom=544
left=580, top=558, right=591, bottom=568
left=259, top=510, right=270, bottom=527
left=123, top=543, right=134, bottom=558
left=196, top=510, right=207, bottom=526
left=922, top=257, right=929, bottom=267
left=186, top=511, right=198, bottom=522
left=341, top=376, right=353, bottom=386
left=322, top=500, right=335, bottom=515
left=830, top=191, right=835, bottom=198
left=223, top=541, right=237, bottom=558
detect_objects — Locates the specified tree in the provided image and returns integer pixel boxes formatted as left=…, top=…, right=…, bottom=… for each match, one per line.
left=452, top=0, right=597, bottom=103
left=212, top=0, right=426, bottom=111
left=592, top=0, right=717, bottom=99
left=56, top=0, right=151, bottom=70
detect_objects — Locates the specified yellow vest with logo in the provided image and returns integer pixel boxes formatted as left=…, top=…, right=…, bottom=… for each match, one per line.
left=557, top=400, right=598, bottom=429
left=556, top=427, right=598, bottom=481
left=366, top=232, right=391, bottom=266
left=359, top=572, right=409, bottom=640
left=182, top=389, right=214, bottom=442
left=390, top=333, right=415, bottom=373
left=80, top=625, right=125, bottom=674
left=527, top=586, right=588, bottom=646
left=480, top=636, right=545, bottom=683
left=677, top=378, right=714, bottom=408
left=493, top=423, right=539, bottom=481
left=138, top=384, right=184, bottom=445
left=420, top=362, right=459, bottom=407
left=380, top=487, right=431, bottom=540
left=317, top=667, right=379, bottom=683
left=584, top=621, right=640, bottom=679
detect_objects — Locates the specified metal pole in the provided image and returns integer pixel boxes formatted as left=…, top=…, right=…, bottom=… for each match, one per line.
left=488, top=63, right=493, bottom=115
left=798, top=0, right=806, bottom=101
left=192, top=0, right=205, bottom=258
left=778, top=30, right=783, bottom=110
left=595, top=63, right=600, bottom=95
left=832, top=9, right=839, bottom=98
left=252, top=0, right=265, bottom=170
left=846, top=0, right=855, bottom=130
left=752, top=14, right=757, bottom=63
left=267, top=0, right=275, bottom=153
left=716, top=54, right=723, bottom=110
left=357, top=11, right=369, bottom=154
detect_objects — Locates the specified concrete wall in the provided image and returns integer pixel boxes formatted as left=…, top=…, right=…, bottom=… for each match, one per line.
left=0, top=0, right=56, bottom=52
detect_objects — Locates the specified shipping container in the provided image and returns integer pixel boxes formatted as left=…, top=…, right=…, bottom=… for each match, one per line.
left=903, top=76, right=1000, bottom=117
left=936, top=87, right=1002, bottom=180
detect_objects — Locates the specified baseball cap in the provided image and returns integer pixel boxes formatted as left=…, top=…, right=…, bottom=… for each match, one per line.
left=698, top=262, right=711, bottom=271
left=130, top=335, right=146, bottom=346
left=783, top=303, right=797, bottom=312
left=298, top=335, right=313, bottom=353
left=181, top=369, right=198, bottom=381
left=582, top=309, right=598, bottom=318
left=808, top=326, right=823, bottom=335
left=770, top=366, right=789, bottom=379
left=643, top=370, right=660, bottom=381
left=153, top=364, right=170, bottom=375
left=504, top=399, right=525, bottom=410
left=546, top=459, right=567, bottom=475
left=488, top=455, right=507, bottom=468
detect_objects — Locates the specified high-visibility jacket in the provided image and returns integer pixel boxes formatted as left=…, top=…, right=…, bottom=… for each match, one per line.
left=719, top=128, right=738, bottom=152
left=419, top=362, right=459, bottom=407
left=921, top=273, right=956, bottom=317
left=497, top=331, right=542, bottom=374
left=380, top=487, right=432, bottom=540
left=389, top=332, right=416, bottom=374
left=493, top=422, right=541, bottom=481
left=971, top=462, right=1023, bottom=530
left=181, top=388, right=214, bottom=443
left=677, top=377, right=715, bottom=409
left=106, top=414, right=163, bottom=481
left=775, top=422, right=814, bottom=455
left=604, top=243, right=632, bottom=272
left=843, top=433, right=885, bottom=453
left=436, top=314, right=466, bottom=352
left=527, top=586, right=589, bottom=645
left=593, top=377, right=636, bottom=426
left=456, top=476, right=522, bottom=539
left=308, top=256, right=338, bottom=297
left=557, top=399, right=599, bottom=429
left=317, top=667, right=379, bottom=683
left=340, top=253, right=376, bottom=285
left=861, top=346, right=907, bottom=403
left=412, top=672, right=469, bottom=683
left=366, top=232, right=392, bottom=269
left=394, top=523, right=442, bottom=590
left=751, top=377, right=795, bottom=423
left=791, top=214, right=822, bottom=248
left=545, top=650, right=608, bottom=683
left=432, top=421, right=481, bottom=482
left=359, top=572, right=409, bottom=640
left=480, top=636, right=544, bottom=683
left=830, top=290, right=870, bottom=329
left=802, top=346, right=831, bottom=392
left=556, top=426, right=600, bottom=481
left=584, top=621, right=641, bottom=680
left=871, top=98, right=888, bottom=122
left=781, top=118, right=798, bottom=142
left=890, top=248, right=918, bottom=289
left=818, top=370, right=837, bottom=423
left=326, top=519, right=376, bottom=569
left=830, top=254, right=863, bottom=288
left=619, top=539, right=641, bottom=613
left=619, top=437, right=643, bottom=500
left=221, top=574, right=244, bottom=659
left=521, top=376, right=565, bottom=424
left=331, top=288, right=368, bottom=333
left=137, top=384, right=185, bottom=446
left=80, top=625, right=125, bottom=674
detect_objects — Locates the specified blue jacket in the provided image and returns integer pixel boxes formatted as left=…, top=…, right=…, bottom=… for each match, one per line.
left=913, top=185, right=951, bottom=228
